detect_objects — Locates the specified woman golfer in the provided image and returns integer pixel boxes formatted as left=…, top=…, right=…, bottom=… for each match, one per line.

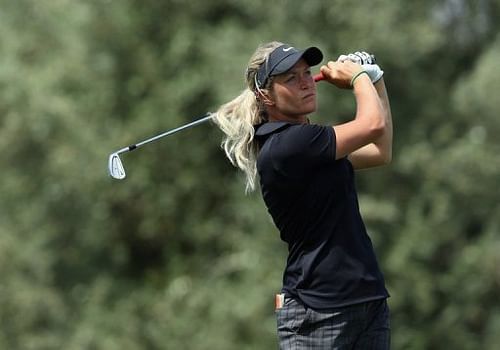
left=214, top=41, right=393, bottom=349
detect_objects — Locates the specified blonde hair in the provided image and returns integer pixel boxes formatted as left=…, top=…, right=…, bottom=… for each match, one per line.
left=213, top=41, right=284, bottom=193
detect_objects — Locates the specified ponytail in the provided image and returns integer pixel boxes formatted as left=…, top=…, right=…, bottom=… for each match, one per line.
left=213, top=41, right=283, bottom=193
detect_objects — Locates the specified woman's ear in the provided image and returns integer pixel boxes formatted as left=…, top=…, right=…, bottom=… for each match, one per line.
left=259, top=90, right=275, bottom=106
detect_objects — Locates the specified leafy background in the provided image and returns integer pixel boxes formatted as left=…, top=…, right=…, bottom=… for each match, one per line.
left=1, top=0, right=499, bottom=349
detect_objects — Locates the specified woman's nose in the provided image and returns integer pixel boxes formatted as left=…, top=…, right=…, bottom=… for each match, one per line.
left=299, top=74, right=314, bottom=88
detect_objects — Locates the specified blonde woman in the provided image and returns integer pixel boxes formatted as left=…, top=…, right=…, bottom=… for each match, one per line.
left=214, top=42, right=393, bottom=349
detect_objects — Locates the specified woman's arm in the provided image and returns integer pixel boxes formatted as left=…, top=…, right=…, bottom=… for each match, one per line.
left=347, top=78, right=392, bottom=169
left=319, top=61, right=386, bottom=160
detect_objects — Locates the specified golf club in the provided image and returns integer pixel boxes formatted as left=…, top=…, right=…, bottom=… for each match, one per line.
left=108, top=113, right=213, bottom=179
left=108, top=75, right=326, bottom=180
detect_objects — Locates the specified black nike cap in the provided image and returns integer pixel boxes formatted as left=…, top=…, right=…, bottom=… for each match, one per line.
left=255, top=44, right=323, bottom=88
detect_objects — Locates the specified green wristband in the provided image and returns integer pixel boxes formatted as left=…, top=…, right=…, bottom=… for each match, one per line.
left=350, top=70, right=368, bottom=87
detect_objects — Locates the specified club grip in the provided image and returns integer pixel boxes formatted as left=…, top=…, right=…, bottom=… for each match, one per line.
left=314, top=73, right=324, bottom=82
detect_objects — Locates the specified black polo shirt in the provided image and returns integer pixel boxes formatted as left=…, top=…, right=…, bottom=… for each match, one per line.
left=255, top=121, right=389, bottom=310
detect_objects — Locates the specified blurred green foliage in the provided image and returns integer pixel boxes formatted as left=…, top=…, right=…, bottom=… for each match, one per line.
left=1, top=0, right=499, bottom=349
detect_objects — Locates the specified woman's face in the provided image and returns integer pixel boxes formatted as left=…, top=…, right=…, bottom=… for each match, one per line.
left=267, top=59, right=317, bottom=121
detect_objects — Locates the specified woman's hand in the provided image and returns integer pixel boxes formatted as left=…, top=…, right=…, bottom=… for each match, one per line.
left=319, top=60, right=364, bottom=89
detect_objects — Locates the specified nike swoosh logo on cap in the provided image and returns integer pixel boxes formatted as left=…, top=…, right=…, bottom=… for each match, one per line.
left=283, top=47, right=294, bottom=52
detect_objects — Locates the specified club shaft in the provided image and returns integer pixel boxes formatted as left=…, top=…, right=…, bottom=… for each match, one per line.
left=114, top=76, right=323, bottom=156
left=313, top=73, right=324, bottom=82
left=118, top=113, right=213, bottom=154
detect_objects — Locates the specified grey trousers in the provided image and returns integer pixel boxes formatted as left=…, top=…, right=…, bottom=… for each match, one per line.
left=276, top=297, right=390, bottom=350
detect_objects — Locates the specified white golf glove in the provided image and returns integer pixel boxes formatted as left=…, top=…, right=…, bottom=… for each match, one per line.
left=361, top=63, right=384, bottom=83
left=338, top=51, right=384, bottom=83
left=338, top=51, right=376, bottom=65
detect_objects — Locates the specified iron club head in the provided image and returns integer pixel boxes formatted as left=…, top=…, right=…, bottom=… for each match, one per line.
left=108, top=152, right=126, bottom=179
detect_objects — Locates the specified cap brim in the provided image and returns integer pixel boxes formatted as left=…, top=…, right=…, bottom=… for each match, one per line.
left=271, top=47, right=323, bottom=76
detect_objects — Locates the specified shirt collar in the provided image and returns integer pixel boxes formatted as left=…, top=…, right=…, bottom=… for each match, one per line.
left=254, top=121, right=292, bottom=136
